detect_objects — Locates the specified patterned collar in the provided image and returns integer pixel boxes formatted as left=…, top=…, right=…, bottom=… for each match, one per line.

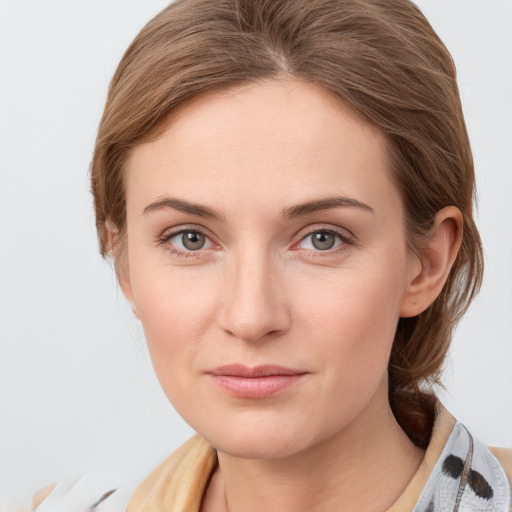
left=412, top=420, right=510, bottom=512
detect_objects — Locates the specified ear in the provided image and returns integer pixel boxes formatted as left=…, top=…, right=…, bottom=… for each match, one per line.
left=400, top=206, right=463, bottom=318
left=106, top=220, right=136, bottom=310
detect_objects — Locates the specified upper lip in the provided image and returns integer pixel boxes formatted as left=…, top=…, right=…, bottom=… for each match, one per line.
left=207, top=364, right=306, bottom=377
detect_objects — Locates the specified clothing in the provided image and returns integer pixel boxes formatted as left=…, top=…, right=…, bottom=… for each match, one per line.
left=33, top=405, right=512, bottom=512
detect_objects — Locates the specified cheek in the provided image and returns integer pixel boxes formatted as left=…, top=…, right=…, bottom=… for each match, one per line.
left=129, top=257, right=220, bottom=388
left=297, top=261, right=407, bottom=389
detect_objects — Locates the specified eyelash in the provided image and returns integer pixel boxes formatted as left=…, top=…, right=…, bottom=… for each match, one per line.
left=157, top=225, right=355, bottom=259
left=158, top=226, right=217, bottom=259
left=292, top=227, right=354, bottom=256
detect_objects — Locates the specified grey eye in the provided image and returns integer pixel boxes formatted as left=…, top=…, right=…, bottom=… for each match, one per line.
left=311, top=231, right=336, bottom=250
left=181, top=231, right=206, bottom=250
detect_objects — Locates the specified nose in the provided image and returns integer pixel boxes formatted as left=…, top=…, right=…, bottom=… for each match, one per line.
left=218, top=250, right=291, bottom=343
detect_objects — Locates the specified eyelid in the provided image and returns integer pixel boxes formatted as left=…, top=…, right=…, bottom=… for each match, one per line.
left=160, top=224, right=215, bottom=240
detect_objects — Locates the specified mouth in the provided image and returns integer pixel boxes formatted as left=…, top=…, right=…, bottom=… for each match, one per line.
left=206, top=365, right=308, bottom=399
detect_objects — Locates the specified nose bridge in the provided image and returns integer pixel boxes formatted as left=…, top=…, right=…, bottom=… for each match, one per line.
left=220, top=244, right=288, bottom=342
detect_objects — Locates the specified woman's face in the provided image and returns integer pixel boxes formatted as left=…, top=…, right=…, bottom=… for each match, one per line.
left=122, top=80, right=420, bottom=458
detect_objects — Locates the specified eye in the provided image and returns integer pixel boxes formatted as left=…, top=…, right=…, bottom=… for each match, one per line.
left=164, top=229, right=214, bottom=252
left=297, top=229, right=349, bottom=251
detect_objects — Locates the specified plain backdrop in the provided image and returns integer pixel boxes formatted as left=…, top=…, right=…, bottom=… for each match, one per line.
left=1, top=0, right=511, bottom=507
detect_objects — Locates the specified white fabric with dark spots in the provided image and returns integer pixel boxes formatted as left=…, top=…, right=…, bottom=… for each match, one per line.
left=413, top=422, right=511, bottom=512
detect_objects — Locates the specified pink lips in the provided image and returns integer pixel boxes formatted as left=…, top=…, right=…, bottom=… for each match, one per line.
left=207, top=365, right=307, bottom=399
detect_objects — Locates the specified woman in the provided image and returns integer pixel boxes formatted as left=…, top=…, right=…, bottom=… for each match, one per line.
left=33, top=0, right=511, bottom=510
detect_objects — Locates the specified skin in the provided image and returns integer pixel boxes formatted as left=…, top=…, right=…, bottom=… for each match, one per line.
left=116, top=80, right=462, bottom=511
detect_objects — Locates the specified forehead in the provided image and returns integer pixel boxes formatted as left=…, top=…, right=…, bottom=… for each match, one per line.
left=125, top=80, right=400, bottom=217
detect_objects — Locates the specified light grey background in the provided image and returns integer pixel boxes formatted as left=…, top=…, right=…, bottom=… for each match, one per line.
left=1, top=0, right=511, bottom=507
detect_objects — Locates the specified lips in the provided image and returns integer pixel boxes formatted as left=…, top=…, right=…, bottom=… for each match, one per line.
left=207, top=365, right=307, bottom=398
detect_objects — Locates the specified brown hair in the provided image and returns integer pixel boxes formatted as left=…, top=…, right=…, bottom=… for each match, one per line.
left=91, top=0, right=483, bottom=447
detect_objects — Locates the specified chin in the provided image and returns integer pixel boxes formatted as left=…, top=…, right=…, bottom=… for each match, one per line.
left=191, top=410, right=326, bottom=460
left=209, top=430, right=310, bottom=460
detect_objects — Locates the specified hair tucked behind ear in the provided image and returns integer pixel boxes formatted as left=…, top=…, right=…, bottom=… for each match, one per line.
left=91, top=0, right=483, bottom=445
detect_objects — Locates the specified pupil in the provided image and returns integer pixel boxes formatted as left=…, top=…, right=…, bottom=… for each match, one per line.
left=312, top=232, right=335, bottom=250
left=182, top=231, right=205, bottom=250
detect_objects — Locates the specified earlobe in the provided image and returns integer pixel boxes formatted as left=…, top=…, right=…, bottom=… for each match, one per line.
left=400, top=206, right=463, bottom=318
left=106, top=219, right=120, bottom=258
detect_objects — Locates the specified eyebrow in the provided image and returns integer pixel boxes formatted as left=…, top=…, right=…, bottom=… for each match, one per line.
left=142, top=195, right=374, bottom=220
left=282, top=196, right=374, bottom=219
left=143, top=197, right=224, bottom=221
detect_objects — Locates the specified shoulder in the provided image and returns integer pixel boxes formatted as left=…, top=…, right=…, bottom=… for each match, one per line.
left=31, top=435, right=216, bottom=512
left=411, top=404, right=512, bottom=512
left=491, top=446, right=512, bottom=487
left=442, top=424, right=511, bottom=511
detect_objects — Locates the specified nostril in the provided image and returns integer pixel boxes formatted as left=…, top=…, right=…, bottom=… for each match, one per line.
left=224, top=326, right=284, bottom=343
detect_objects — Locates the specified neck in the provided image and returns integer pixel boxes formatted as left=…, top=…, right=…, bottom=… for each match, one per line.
left=203, top=384, right=425, bottom=512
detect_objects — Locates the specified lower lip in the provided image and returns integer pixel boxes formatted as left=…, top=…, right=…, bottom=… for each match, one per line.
left=209, top=374, right=305, bottom=399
